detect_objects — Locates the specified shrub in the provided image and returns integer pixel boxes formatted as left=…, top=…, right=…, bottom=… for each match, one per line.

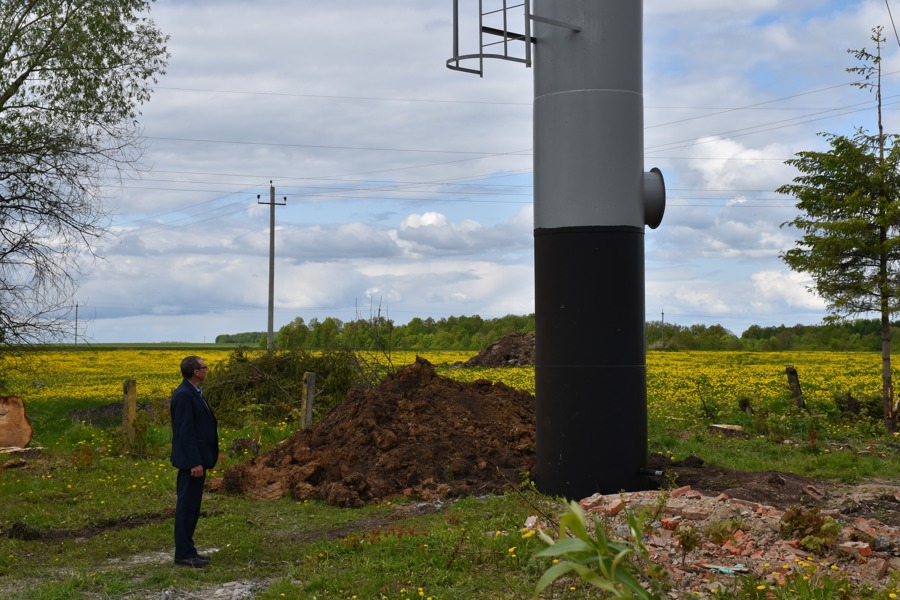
left=780, top=505, right=840, bottom=555
left=203, top=348, right=368, bottom=427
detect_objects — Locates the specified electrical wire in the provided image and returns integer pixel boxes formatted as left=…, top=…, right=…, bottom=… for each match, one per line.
left=887, top=0, right=900, bottom=50
left=103, top=26, right=900, bottom=241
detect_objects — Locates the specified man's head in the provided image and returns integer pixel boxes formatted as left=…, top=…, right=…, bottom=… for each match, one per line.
left=180, top=356, right=208, bottom=382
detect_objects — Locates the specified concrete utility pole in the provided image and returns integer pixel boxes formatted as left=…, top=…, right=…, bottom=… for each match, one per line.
left=448, top=0, right=665, bottom=499
left=258, top=182, right=286, bottom=351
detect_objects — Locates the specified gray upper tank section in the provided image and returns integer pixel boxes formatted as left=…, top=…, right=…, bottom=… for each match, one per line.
left=532, top=0, right=664, bottom=230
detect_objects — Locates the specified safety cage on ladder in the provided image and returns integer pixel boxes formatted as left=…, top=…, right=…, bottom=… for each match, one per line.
left=447, top=0, right=533, bottom=76
left=446, top=0, right=580, bottom=77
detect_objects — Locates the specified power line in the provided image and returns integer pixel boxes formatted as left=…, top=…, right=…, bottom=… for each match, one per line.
left=157, top=68, right=900, bottom=115
left=144, top=135, right=515, bottom=155
left=646, top=101, right=898, bottom=155
left=887, top=0, right=900, bottom=50
left=156, top=86, right=532, bottom=107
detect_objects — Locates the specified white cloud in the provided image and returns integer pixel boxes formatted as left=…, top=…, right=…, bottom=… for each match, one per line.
left=61, top=0, right=898, bottom=341
left=751, top=270, right=825, bottom=310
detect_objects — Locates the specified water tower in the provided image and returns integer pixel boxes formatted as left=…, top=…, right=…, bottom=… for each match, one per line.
left=448, top=0, right=665, bottom=499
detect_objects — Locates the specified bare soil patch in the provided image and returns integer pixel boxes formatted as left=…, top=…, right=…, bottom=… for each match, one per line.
left=221, top=357, right=535, bottom=507
left=462, top=332, right=535, bottom=367
left=221, top=355, right=896, bottom=519
left=647, top=453, right=900, bottom=525
left=216, top=354, right=900, bottom=592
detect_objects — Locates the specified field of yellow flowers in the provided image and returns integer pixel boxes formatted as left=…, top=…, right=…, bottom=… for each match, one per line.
left=3, top=347, right=890, bottom=438
left=1, top=347, right=897, bottom=600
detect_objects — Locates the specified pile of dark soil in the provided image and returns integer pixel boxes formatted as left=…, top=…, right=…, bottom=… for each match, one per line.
left=220, top=353, right=897, bottom=525
left=221, top=357, right=536, bottom=507
left=462, top=332, right=535, bottom=367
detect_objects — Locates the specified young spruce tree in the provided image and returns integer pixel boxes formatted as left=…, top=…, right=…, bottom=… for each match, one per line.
left=778, top=26, right=900, bottom=433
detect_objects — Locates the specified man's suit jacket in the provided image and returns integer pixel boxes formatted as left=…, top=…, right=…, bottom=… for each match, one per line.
left=170, top=379, right=219, bottom=471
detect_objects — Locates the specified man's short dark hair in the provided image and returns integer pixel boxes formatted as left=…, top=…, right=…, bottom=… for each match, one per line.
left=181, top=356, right=204, bottom=379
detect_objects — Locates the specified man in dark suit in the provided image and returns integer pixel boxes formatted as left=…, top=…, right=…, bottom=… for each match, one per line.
left=170, top=355, right=219, bottom=568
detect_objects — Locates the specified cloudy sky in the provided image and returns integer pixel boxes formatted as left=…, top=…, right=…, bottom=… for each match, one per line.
left=72, top=0, right=900, bottom=343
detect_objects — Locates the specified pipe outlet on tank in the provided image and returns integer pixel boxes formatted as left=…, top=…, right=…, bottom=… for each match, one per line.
left=642, top=167, right=665, bottom=229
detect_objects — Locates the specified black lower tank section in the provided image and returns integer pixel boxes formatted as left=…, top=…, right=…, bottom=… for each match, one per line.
left=533, top=225, right=649, bottom=499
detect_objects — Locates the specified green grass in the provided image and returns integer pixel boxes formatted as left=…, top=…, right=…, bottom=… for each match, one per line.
left=2, top=349, right=900, bottom=599
left=0, top=463, right=555, bottom=600
left=650, top=426, right=900, bottom=482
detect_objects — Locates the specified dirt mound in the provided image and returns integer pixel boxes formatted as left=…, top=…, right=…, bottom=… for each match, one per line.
left=647, top=454, right=835, bottom=511
left=221, top=357, right=536, bottom=507
left=463, top=332, right=535, bottom=367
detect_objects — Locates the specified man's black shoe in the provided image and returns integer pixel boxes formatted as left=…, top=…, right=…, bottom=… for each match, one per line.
left=174, top=556, right=208, bottom=568
left=195, top=553, right=211, bottom=562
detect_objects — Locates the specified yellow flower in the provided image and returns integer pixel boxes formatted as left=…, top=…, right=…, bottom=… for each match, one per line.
left=756, top=585, right=766, bottom=590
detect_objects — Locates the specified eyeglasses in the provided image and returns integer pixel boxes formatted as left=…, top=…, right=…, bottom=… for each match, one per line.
left=196, top=366, right=209, bottom=371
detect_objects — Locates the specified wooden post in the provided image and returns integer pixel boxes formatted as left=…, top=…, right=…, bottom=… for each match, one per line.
left=301, top=372, right=315, bottom=428
left=122, top=379, right=137, bottom=444
left=785, top=365, right=805, bottom=409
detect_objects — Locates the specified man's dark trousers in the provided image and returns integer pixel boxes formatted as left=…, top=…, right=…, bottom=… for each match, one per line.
left=175, top=469, right=206, bottom=559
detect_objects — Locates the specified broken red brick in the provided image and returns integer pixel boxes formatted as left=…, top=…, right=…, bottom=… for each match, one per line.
left=803, top=484, right=825, bottom=501
left=579, top=493, right=605, bottom=511
left=662, top=516, right=683, bottom=531
left=670, top=485, right=693, bottom=498
left=859, top=558, right=889, bottom=580
left=682, top=507, right=710, bottom=520
left=604, top=498, right=626, bottom=517
left=730, top=499, right=761, bottom=512
left=838, top=541, right=873, bottom=558
left=852, top=517, right=879, bottom=538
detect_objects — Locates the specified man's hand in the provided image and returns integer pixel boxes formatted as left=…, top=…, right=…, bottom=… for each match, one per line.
left=190, top=465, right=204, bottom=477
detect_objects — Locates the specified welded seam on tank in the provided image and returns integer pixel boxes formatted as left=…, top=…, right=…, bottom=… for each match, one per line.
left=534, top=88, right=643, bottom=101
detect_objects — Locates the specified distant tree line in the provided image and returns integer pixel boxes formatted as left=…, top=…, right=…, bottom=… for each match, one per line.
left=215, top=314, right=535, bottom=351
left=216, top=315, right=897, bottom=352
left=648, top=319, right=899, bottom=352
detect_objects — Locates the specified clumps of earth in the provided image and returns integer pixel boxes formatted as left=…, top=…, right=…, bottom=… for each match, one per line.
left=221, top=357, right=536, bottom=507
left=220, top=334, right=892, bottom=520
left=461, top=332, right=534, bottom=367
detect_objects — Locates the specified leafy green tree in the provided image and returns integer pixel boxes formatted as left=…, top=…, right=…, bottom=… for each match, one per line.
left=308, top=317, right=343, bottom=349
left=778, top=27, right=899, bottom=433
left=0, top=0, right=168, bottom=343
left=276, top=317, right=310, bottom=349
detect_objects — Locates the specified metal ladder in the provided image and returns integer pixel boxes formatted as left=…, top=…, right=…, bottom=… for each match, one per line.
left=447, top=0, right=533, bottom=77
